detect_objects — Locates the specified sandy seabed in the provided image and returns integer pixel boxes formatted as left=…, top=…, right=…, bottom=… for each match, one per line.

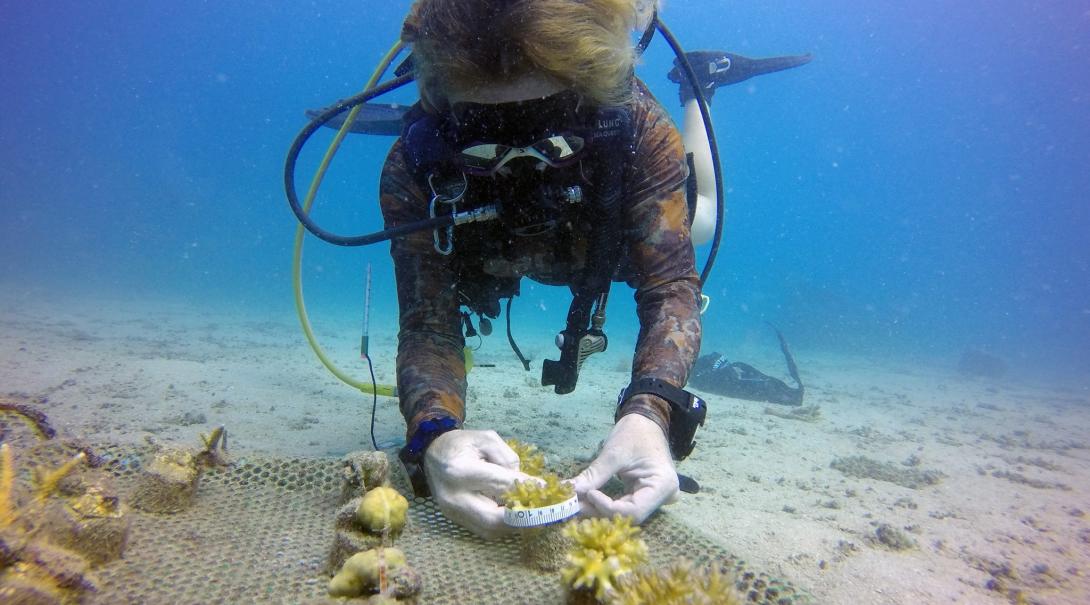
left=1, top=290, right=1087, bottom=605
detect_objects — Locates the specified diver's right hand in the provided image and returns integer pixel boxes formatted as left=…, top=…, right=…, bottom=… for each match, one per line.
left=423, top=428, right=537, bottom=539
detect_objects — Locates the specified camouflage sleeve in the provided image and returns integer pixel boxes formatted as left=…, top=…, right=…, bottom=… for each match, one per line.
left=616, top=90, right=704, bottom=436
left=379, top=141, right=467, bottom=438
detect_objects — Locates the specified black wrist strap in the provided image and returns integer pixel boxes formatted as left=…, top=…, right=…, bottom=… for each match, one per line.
left=618, top=377, right=707, bottom=461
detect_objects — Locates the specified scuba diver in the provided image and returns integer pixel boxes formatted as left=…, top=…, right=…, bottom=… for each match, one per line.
left=689, top=326, right=805, bottom=407
left=385, top=0, right=701, bottom=537
left=285, top=0, right=811, bottom=539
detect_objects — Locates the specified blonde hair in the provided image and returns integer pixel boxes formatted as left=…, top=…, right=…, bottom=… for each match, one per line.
left=402, top=0, right=651, bottom=107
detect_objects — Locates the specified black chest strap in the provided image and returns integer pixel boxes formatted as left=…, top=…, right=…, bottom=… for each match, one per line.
left=541, top=106, right=635, bottom=394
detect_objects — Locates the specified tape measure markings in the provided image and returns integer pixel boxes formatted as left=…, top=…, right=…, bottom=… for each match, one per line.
left=503, top=495, right=580, bottom=528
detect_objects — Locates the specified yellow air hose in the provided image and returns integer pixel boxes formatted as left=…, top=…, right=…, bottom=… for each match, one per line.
left=291, top=41, right=405, bottom=398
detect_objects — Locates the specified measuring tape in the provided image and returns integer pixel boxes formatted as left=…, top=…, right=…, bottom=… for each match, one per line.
left=503, top=495, right=580, bottom=528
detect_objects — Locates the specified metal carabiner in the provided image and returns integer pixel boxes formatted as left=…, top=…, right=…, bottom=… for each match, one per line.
left=427, top=173, right=466, bottom=256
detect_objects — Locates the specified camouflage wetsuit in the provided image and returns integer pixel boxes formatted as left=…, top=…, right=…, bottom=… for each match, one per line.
left=379, top=82, right=703, bottom=443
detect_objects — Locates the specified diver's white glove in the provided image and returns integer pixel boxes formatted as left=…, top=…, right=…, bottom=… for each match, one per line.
left=423, top=428, right=538, bottom=539
left=571, top=413, right=680, bottom=523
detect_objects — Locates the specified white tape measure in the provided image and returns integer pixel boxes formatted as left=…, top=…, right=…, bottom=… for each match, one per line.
left=503, top=495, right=580, bottom=528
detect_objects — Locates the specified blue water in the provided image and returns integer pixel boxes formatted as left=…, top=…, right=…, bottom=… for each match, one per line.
left=2, top=1, right=1087, bottom=383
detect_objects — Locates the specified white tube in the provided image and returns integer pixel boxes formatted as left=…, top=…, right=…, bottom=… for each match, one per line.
left=681, top=97, right=718, bottom=246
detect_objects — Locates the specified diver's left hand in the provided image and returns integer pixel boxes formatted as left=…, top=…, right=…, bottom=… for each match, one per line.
left=570, top=413, right=679, bottom=523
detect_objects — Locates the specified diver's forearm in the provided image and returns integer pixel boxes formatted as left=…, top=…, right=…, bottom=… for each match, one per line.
left=621, top=278, right=703, bottom=431
left=395, top=330, right=467, bottom=436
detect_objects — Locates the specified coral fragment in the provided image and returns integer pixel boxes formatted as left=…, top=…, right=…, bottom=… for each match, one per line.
left=503, top=474, right=574, bottom=510
left=561, top=515, right=648, bottom=600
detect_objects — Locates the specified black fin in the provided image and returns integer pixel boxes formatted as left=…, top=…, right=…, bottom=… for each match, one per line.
left=767, top=322, right=803, bottom=392
left=678, top=473, right=700, bottom=494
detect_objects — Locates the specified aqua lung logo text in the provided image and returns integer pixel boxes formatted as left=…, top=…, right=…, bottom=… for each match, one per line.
left=594, top=116, right=623, bottom=139
left=596, top=117, right=623, bottom=130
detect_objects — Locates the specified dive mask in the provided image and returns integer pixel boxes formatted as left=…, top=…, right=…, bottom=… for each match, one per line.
left=448, top=90, right=589, bottom=177
left=458, top=134, right=585, bottom=177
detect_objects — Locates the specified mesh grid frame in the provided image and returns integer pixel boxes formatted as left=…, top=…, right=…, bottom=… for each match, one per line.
left=92, top=449, right=811, bottom=604
left=0, top=423, right=811, bottom=605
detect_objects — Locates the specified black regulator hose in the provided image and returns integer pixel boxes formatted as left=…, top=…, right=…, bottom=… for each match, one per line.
left=654, top=19, right=725, bottom=288
left=284, top=72, right=445, bottom=247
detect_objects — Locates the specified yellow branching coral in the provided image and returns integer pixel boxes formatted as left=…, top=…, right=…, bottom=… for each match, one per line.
left=506, top=439, right=546, bottom=477
left=1, top=443, right=14, bottom=528
left=196, top=425, right=229, bottom=468
left=561, top=515, right=648, bottom=600
left=1, top=444, right=87, bottom=530
left=609, top=561, right=744, bottom=605
left=33, top=452, right=86, bottom=503
left=502, top=473, right=574, bottom=509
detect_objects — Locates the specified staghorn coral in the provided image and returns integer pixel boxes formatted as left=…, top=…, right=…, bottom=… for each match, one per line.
left=0, top=444, right=13, bottom=530
left=1, top=443, right=87, bottom=530
left=561, top=515, right=648, bottom=600
left=33, top=452, right=87, bottom=504
left=609, top=561, right=744, bottom=605
left=0, top=441, right=103, bottom=605
left=507, top=439, right=547, bottom=477
left=500, top=450, right=577, bottom=571
left=503, top=473, right=574, bottom=510
left=195, top=425, right=229, bottom=469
